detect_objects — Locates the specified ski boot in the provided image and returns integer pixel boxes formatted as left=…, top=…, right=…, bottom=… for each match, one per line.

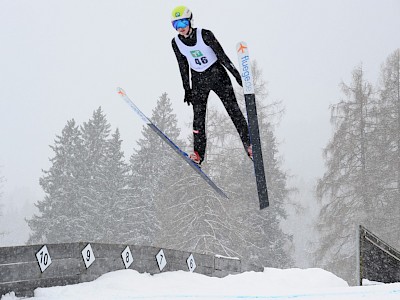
left=189, top=151, right=202, bottom=166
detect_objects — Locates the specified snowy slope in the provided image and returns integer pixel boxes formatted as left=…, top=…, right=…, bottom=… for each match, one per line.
left=2, top=268, right=400, bottom=300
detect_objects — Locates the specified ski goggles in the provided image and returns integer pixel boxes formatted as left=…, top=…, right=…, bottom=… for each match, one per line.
left=172, top=18, right=190, bottom=30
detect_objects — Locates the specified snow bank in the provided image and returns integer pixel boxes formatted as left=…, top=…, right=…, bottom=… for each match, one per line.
left=4, top=267, right=400, bottom=300
left=2, top=267, right=348, bottom=299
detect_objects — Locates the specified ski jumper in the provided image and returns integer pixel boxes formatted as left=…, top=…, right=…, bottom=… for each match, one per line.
left=172, top=28, right=250, bottom=163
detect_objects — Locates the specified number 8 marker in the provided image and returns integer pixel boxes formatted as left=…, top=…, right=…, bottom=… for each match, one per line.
left=121, top=246, right=133, bottom=269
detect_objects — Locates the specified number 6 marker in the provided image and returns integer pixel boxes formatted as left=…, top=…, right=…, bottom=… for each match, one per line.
left=187, top=254, right=196, bottom=272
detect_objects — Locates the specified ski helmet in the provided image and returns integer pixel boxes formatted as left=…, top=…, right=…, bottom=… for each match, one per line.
left=171, top=6, right=193, bottom=29
left=171, top=6, right=192, bottom=21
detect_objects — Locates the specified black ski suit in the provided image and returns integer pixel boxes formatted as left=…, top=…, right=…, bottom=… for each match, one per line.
left=172, top=28, right=250, bottom=163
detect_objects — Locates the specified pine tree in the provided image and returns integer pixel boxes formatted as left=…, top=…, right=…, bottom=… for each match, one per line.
left=28, top=108, right=134, bottom=244
left=315, top=65, right=376, bottom=283
left=28, top=119, right=84, bottom=243
left=129, top=93, right=189, bottom=246
left=77, top=107, right=114, bottom=241
left=373, top=49, right=400, bottom=246
left=94, top=128, right=136, bottom=243
left=77, top=107, right=140, bottom=243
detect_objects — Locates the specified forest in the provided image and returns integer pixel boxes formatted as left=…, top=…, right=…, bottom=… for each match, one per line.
left=1, top=49, right=399, bottom=285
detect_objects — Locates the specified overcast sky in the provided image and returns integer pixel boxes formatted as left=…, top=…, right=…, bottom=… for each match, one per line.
left=1, top=0, right=399, bottom=210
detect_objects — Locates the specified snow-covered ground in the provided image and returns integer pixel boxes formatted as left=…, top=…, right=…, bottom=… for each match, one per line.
left=2, top=268, right=400, bottom=300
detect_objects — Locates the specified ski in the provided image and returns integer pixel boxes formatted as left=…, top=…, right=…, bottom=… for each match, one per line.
left=236, top=42, right=269, bottom=209
left=116, top=87, right=228, bottom=199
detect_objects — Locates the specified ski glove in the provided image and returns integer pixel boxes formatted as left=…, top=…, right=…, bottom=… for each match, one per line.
left=184, top=89, right=193, bottom=106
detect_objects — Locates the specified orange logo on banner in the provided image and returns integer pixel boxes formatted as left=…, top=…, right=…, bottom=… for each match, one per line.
left=237, top=43, right=247, bottom=54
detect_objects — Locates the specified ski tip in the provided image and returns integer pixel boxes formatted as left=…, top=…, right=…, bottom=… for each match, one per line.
left=116, top=87, right=126, bottom=96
